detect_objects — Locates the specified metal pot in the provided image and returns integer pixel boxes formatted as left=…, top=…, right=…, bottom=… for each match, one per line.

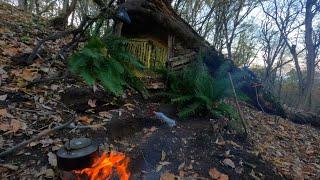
left=56, top=138, right=99, bottom=171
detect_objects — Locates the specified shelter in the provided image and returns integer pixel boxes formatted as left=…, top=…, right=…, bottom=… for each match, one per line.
left=119, top=0, right=210, bottom=70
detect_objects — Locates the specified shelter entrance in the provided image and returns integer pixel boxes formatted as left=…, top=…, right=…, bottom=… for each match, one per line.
left=126, top=39, right=168, bottom=69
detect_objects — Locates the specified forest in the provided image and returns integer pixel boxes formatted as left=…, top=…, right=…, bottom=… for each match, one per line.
left=0, top=0, right=319, bottom=179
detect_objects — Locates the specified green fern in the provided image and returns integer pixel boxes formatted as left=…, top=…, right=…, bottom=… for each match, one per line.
left=167, top=62, right=235, bottom=119
left=69, top=36, right=146, bottom=96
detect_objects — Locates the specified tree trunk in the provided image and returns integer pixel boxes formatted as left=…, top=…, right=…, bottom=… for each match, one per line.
left=50, top=0, right=77, bottom=30
left=288, top=45, right=304, bottom=96
left=18, top=0, right=28, bottom=11
left=303, top=0, right=316, bottom=109
left=35, top=0, right=40, bottom=14
left=113, top=22, right=123, bottom=37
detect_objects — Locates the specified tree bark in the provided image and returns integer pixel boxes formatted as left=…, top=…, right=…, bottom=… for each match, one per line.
left=113, top=22, right=123, bottom=36
left=303, top=0, right=316, bottom=108
left=289, top=45, right=304, bottom=96
left=50, top=0, right=78, bottom=30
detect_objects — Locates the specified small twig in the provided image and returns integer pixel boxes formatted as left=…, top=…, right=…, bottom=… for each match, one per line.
left=15, top=108, right=41, bottom=113
left=228, top=72, right=248, bottom=135
left=68, top=122, right=107, bottom=130
left=0, top=119, right=74, bottom=158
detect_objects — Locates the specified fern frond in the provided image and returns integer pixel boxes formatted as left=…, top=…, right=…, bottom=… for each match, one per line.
left=178, top=102, right=202, bottom=118
left=68, top=36, right=146, bottom=96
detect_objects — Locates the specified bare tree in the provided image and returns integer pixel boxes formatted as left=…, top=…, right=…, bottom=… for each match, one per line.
left=222, top=0, right=257, bottom=59
left=260, top=17, right=286, bottom=88
left=303, top=0, right=320, bottom=107
left=260, top=0, right=305, bottom=98
left=261, top=0, right=320, bottom=109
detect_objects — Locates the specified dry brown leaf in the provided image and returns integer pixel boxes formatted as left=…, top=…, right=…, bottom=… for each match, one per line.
left=22, top=69, right=39, bottom=82
left=88, top=99, right=96, bottom=108
left=157, top=161, right=171, bottom=172
left=10, top=119, right=27, bottom=133
left=0, top=108, right=13, bottom=118
left=0, top=94, right=7, bottom=101
left=220, top=174, right=229, bottom=180
left=161, top=150, right=166, bottom=161
left=99, top=111, right=112, bottom=119
left=160, top=172, right=175, bottom=180
left=2, top=47, right=18, bottom=56
left=78, top=116, right=93, bottom=125
left=47, top=152, right=57, bottom=167
left=223, top=158, right=235, bottom=169
left=45, top=168, right=55, bottom=178
left=124, top=103, right=135, bottom=111
left=0, top=122, right=10, bottom=132
left=156, top=164, right=164, bottom=172
left=209, top=168, right=229, bottom=180
left=178, top=162, right=185, bottom=170
left=159, top=161, right=171, bottom=166
left=50, top=84, right=59, bottom=91
left=209, top=168, right=221, bottom=179
left=29, top=141, right=40, bottom=147
left=40, top=138, right=54, bottom=147
left=149, top=126, right=157, bottom=132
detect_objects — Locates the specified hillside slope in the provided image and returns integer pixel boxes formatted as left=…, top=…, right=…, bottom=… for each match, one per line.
left=0, top=3, right=319, bottom=179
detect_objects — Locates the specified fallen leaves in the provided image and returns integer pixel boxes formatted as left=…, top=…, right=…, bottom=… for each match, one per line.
left=77, top=116, right=93, bottom=125
left=21, top=69, right=39, bottom=82
left=0, top=118, right=27, bottom=134
left=156, top=161, right=171, bottom=172
left=0, top=108, right=13, bottom=118
left=98, top=111, right=110, bottom=117
left=123, top=103, right=135, bottom=111
left=45, top=168, right=55, bottom=178
left=10, top=119, right=27, bottom=133
left=244, top=105, right=320, bottom=179
left=2, top=47, right=18, bottom=56
left=160, top=172, right=175, bottom=180
left=47, top=152, right=57, bottom=167
left=223, top=158, right=235, bottom=169
left=161, top=150, right=166, bottom=161
left=88, top=99, right=96, bottom=108
left=209, top=168, right=228, bottom=180
left=0, top=94, right=7, bottom=101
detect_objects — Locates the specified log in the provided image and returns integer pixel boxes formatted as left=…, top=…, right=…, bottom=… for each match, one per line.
left=283, top=105, right=320, bottom=128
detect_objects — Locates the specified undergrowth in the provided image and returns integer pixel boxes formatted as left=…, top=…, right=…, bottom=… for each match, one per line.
left=166, top=62, right=238, bottom=119
left=69, top=36, right=146, bottom=96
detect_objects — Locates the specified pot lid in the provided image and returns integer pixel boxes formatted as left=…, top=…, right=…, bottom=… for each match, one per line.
left=57, top=138, right=98, bottom=159
left=65, top=138, right=92, bottom=150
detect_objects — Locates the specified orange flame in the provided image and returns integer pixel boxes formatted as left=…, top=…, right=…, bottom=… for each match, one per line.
left=74, top=151, right=130, bottom=180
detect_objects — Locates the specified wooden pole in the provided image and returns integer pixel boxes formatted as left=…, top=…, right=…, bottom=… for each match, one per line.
left=228, top=72, right=248, bottom=135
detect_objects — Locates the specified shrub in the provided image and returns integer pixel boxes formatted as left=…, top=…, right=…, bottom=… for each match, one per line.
left=69, top=36, right=146, bottom=96
left=166, top=62, right=237, bottom=119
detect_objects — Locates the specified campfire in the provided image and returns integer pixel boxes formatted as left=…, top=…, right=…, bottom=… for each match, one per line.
left=73, top=151, right=130, bottom=180
left=56, top=138, right=130, bottom=180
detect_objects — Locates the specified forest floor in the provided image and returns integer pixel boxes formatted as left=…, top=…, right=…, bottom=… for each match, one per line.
left=0, top=3, right=320, bottom=179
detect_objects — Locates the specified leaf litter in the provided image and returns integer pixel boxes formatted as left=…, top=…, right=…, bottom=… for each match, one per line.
left=0, top=2, right=319, bottom=180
